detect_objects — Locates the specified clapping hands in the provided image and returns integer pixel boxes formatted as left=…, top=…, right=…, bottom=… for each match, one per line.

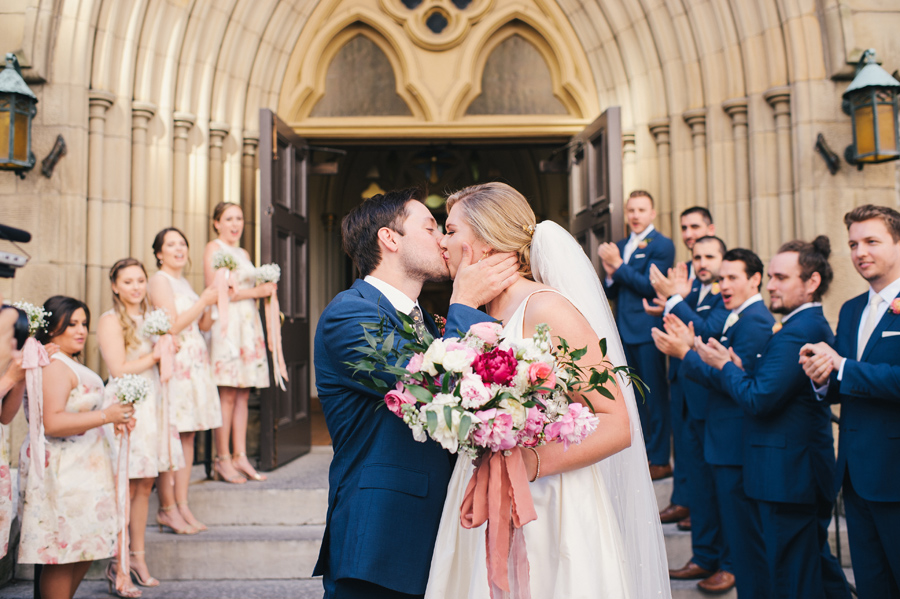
left=597, top=243, right=622, bottom=277
left=695, top=337, right=743, bottom=371
left=651, top=314, right=695, bottom=360
left=649, top=263, right=692, bottom=299
left=799, top=342, right=841, bottom=386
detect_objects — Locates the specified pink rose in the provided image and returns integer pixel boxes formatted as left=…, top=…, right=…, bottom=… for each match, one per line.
left=528, top=362, right=556, bottom=393
left=468, top=322, right=503, bottom=346
left=472, top=409, right=517, bottom=452
left=472, top=347, right=518, bottom=386
left=407, top=353, right=425, bottom=374
left=385, top=383, right=417, bottom=416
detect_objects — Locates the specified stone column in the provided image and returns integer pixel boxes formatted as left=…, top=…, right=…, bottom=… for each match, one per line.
left=683, top=108, right=708, bottom=212
left=208, top=122, right=231, bottom=213
left=723, top=98, right=750, bottom=247
left=649, top=119, right=673, bottom=239
left=131, top=102, right=156, bottom=265
left=622, top=130, right=637, bottom=218
left=764, top=87, right=794, bottom=248
left=87, top=90, right=116, bottom=372
left=241, top=135, right=259, bottom=254
left=172, top=112, right=196, bottom=231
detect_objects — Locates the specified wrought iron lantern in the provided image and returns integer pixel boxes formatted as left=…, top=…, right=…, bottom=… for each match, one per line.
left=0, top=53, right=38, bottom=178
left=842, top=49, right=900, bottom=169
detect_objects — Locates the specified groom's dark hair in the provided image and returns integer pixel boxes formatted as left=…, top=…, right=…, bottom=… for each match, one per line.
left=342, top=188, right=425, bottom=277
left=722, top=248, right=764, bottom=290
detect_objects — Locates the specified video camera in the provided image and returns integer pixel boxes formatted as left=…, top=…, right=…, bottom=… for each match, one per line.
left=0, top=223, right=31, bottom=278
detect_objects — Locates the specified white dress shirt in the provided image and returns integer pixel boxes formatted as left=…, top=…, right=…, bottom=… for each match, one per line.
left=664, top=282, right=712, bottom=316
left=781, top=302, right=821, bottom=324
left=364, top=275, right=420, bottom=316
left=606, top=224, right=657, bottom=286
left=721, top=293, right=763, bottom=334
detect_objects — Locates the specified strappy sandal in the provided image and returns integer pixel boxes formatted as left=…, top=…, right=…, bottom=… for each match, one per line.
left=233, top=452, right=267, bottom=481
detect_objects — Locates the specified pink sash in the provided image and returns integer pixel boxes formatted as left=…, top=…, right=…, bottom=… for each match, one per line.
left=265, top=292, right=288, bottom=391
left=215, top=268, right=230, bottom=335
left=460, top=448, right=537, bottom=598
left=115, top=427, right=131, bottom=593
left=21, top=338, right=49, bottom=481
left=154, top=334, right=176, bottom=384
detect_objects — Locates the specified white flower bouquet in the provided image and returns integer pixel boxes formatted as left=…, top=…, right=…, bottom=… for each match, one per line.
left=211, top=250, right=237, bottom=271
left=141, top=308, right=171, bottom=337
left=256, top=263, right=281, bottom=285
left=109, top=373, right=150, bottom=405
left=12, top=301, right=50, bottom=337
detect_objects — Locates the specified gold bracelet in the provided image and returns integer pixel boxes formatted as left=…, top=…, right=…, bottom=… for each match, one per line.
left=99, top=410, right=107, bottom=424
left=527, top=447, right=541, bottom=482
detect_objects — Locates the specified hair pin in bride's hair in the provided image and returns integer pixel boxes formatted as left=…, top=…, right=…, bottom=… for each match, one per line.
left=522, top=223, right=535, bottom=237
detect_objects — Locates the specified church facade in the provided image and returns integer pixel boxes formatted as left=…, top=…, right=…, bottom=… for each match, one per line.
left=2, top=0, right=900, bottom=376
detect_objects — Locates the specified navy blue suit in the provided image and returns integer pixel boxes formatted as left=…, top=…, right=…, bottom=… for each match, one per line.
left=719, top=306, right=849, bottom=599
left=668, top=283, right=730, bottom=572
left=825, top=290, right=900, bottom=599
left=605, top=229, right=675, bottom=464
left=313, top=280, right=490, bottom=597
left=682, top=299, right=774, bottom=598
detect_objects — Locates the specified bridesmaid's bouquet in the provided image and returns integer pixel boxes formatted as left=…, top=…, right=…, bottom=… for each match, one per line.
left=256, top=263, right=281, bottom=284
left=12, top=301, right=50, bottom=337
left=109, top=373, right=150, bottom=405
left=141, top=308, right=171, bottom=337
left=211, top=250, right=237, bottom=271
left=256, top=263, right=287, bottom=390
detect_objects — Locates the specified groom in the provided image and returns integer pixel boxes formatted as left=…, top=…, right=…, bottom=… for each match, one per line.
left=313, top=188, right=519, bottom=599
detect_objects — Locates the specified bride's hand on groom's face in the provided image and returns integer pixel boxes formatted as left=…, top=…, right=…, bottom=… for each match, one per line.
left=449, top=244, right=519, bottom=309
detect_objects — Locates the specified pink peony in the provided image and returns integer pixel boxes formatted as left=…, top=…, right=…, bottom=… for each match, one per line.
left=472, top=347, right=518, bottom=386
left=518, top=406, right=546, bottom=447
left=385, top=383, right=418, bottom=416
left=528, top=362, right=556, bottom=393
left=545, top=403, right=599, bottom=450
left=468, top=321, right=503, bottom=345
left=407, top=353, right=425, bottom=374
left=472, top=409, right=517, bottom=452
left=459, top=372, right=491, bottom=409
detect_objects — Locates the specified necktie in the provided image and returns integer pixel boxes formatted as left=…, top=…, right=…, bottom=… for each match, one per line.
left=857, top=294, right=884, bottom=360
left=410, top=306, right=428, bottom=342
left=623, top=234, right=638, bottom=263
left=697, top=285, right=709, bottom=306
left=722, top=312, right=739, bottom=333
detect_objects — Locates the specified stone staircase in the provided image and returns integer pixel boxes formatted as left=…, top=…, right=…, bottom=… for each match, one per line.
left=0, top=448, right=853, bottom=598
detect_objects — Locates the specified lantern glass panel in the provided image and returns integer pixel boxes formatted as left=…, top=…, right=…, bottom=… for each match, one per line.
left=875, top=102, right=898, bottom=159
left=854, top=103, right=876, bottom=157
left=12, top=111, right=28, bottom=162
left=0, top=110, right=8, bottom=162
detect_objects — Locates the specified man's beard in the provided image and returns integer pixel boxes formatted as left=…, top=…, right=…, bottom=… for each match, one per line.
left=403, top=253, right=449, bottom=284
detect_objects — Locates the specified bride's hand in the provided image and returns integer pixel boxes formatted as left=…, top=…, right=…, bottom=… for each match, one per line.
left=449, top=244, right=519, bottom=308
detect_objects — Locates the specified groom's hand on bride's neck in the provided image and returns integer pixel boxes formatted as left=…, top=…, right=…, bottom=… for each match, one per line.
left=450, top=244, right=519, bottom=309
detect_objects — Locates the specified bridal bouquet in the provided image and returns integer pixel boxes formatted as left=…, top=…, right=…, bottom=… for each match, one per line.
left=256, top=263, right=288, bottom=390
left=12, top=301, right=50, bottom=337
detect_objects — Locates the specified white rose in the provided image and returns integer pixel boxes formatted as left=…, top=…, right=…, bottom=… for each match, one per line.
left=500, top=398, right=527, bottom=428
left=411, top=423, right=427, bottom=443
left=441, top=349, right=473, bottom=374
left=421, top=338, right=447, bottom=376
left=426, top=404, right=461, bottom=453
left=432, top=392, right=459, bottom=406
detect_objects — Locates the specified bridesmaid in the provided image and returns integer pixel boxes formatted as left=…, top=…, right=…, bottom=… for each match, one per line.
left=204, top=202, right=273, bottom=483
left=98, top=258, right=186, bottom=587
left=0, top=321, right=24, bottom=559
left=18, top=296, right=134, bottom=599
left=148, top=228, right=221, bottom=534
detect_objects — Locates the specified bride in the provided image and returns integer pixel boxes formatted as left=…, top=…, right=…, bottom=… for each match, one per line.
left=426, top=182, right=670, bottom=599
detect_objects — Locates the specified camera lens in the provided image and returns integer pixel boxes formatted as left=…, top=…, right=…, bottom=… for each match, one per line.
left=1, top=306, right=29, bottom=350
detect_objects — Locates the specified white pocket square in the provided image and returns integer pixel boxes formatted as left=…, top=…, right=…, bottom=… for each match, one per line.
left=697, top=306, right=711, bottom=312
left=882, top=331, right=900, bottom=338
left=633, top=253, right=646, bottom=259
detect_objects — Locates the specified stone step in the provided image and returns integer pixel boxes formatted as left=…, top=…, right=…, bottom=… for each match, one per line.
left=0, top=578, right=325, bottom=599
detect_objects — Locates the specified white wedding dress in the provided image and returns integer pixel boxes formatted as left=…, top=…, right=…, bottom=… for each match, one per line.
left=425, top=221, right=670, bottom=599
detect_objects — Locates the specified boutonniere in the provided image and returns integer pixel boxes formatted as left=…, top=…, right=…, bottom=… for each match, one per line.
left=638, top=237, right=653, bottom=249
left=711, top=282, right=720, bottom=296
left=891, top=298, right=900, bottom=315
left=433, top=313, right=446, bottom=336
left=772, top=322, right=783, bottom=334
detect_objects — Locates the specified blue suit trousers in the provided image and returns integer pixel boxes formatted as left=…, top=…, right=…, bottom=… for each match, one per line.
left=623, top=341, right=669, bottom=465
left=669, top=378, right=689, bottom=507
left=684, top=416, right=728, bottom=573
left=843, top=472, right=900, bottom=599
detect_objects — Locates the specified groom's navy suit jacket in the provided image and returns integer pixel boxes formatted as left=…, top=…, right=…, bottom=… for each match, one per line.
left=825, top=291, right=900, bottom=501
left=718, top=306, right=836, bottom=505
left=312, top=280, right=489, bottom=595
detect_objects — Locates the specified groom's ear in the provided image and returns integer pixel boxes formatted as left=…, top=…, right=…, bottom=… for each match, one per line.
left=377, top=227, right=400, bottom=254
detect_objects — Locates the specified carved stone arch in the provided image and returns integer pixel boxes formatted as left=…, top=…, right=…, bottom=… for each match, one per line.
left=448, top=5, right=598, bottom=122
left=278, top=9, right=432, bottom=123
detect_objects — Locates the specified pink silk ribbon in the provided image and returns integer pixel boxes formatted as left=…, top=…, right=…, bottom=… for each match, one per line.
left=21, top=338, right=49, bottom=481
left=115, top=428, right=131, bottom=594
left=154, top=334, right=176, bottom=383
left=265, top=293, right=288, bottom=391
left=215, top=268, right=230, bottom=335
left=460, top=448, right=538, bottom=598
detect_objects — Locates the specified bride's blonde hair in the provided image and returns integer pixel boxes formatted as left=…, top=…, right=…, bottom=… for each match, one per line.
left=446, top=182, right=536, bottom=280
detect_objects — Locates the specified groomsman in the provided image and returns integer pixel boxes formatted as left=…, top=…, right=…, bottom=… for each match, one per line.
left=652, top=248, right=773, bottom=598
left=802, top=204, right=900, bottom=599
left=651, top=207, right=717, bottom=527
left=695, top=237, right=850, bottom=599
left=652, top=236, right=732, bottom=591
left=599, top=190, right=675, bottom=478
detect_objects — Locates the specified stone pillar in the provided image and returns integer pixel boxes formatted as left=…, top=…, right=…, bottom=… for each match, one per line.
left=208, top=122, right=231, bottom=214
left=649, top=119, right=673, bottom=240
left=87, top=90, right=116, bottom=372
left=683, top=108, right=708, bottom=212
left=131, top=102, right=156, bottom=266
left=172, top=112, right=196, bottom=231
left=622, top=130, right=637, bottom=216
left=764, top=87, right=794, bottom=249
left=723, top=98, right=750, bottom=247
left=241, top=135, right=259, bottom=254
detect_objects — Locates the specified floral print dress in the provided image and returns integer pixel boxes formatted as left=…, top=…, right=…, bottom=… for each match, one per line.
left=18, top=354, right=117, bottom=564
left=103, top=311, right=185, bottom=477
left=152, top=272, right=222, bottom=433
left=0, top=423, right=11, bottom=558
left=209, top=239, right=270, bottom=389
